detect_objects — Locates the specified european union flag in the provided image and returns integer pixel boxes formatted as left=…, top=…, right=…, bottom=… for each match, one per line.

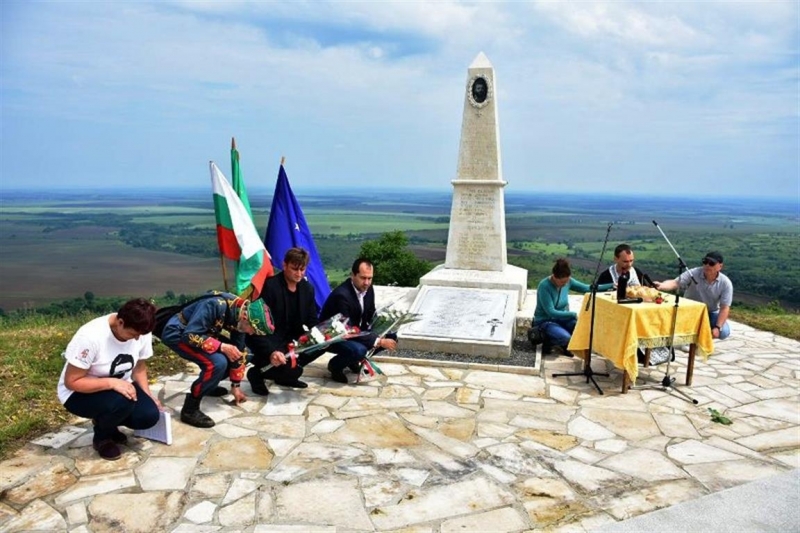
left=264, top=164, right=331, bottom=311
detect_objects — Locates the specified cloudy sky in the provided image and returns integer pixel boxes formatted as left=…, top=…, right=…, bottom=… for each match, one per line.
left=1, top=1, right=797, bottom=198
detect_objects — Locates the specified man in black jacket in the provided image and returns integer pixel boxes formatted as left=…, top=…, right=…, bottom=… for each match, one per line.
left=320, top=258, right=397, bottom=383
left=246, top=247, right=320, bottom=395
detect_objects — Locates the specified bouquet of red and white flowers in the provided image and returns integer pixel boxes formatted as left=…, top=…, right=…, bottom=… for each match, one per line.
left=288, top=313, right=361, bottom=355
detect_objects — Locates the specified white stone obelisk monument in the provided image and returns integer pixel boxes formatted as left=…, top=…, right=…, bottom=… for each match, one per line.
left=398, top=53, right=528, bottom=359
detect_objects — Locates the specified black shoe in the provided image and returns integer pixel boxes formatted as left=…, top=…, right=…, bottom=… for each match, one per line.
left=276, top=379, right=308, bottom=389
left=347, top=363, right=362, bottom=374
left=207, top=386, right=228, bottom=397
left=93, top=439, right=122, bottom=461
left=180, top=394, right=215, bottom=428
left=93, top=421, right=128, bottom=445
left=329, top=370, right=348, bottom=384
left=247, top=367, right=270, bottom=396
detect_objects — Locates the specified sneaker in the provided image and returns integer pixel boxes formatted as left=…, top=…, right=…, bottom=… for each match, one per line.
left=207, top=386, right=228, bottom=397
left=93, top=439, right=122, bottom=461
left=247, top=367, right=270, bottom=396
left=347, top=363, right=362, bottom=374
left=180, top=409, right=215, bottom=428
left=276, top=379, right=308, bottom=389
left=329, top=370, right=348, bottom=384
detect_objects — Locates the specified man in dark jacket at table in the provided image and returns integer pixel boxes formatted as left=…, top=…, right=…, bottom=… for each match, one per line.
left=319, top=258, right=397, bottom=384
left=246, top=247, right=320, bottom=395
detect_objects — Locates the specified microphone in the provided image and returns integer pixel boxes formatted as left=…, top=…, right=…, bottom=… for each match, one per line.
left=652, top=220, right=658, bottom=226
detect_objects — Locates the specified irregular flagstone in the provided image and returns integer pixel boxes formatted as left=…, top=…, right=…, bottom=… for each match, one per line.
left=484, top=443, right=553, bottom=477
left=307, top=405, right=329, bottom=423
left=136, top=456, right=197, bottom=490
left=487, top=399, right=577, bottom=422
left=201, top=401, right=243, bottom=424
left=266, top=442, right=363, bottom=482
left=0, top=453, right=66, bottom=492
left=1, top=460, right=76, bottom=505
left=455, top=386, right=481, bottom=404
left=421, top=400, right=476, bottom=418
left=88, top=492, right=183, bottom=533
left=771, top=449, right=800, bottom=468
left=595, top=439, right=627, bottom=453
left=213, top=423, right=258, bottom=438
left=275, top=477, right=373, bottom=530
left=325, top=413, right=421, bottom=448
left=408, top=425, right=479, bottom=458
left=515, top=429, right=579, bottom=451
left=666, top=439, right=744, bottom=464
left=199, top=436, right=273, bottom=472
left=54, top=470, right=137, bottom=506
left=549, top=458, right=622, bottom=492
left=463, top=370, right=546, bottom=396
left=652, top=412, right=701, bottom=439
left=477, top=461, right=518, bottom=484
left=750, top=387, right=799, bottom=400
left=440, top=506, right=529, bottom=532
left=148, top=422, right=213, bottom=457
left=167, top=523, right=222, bottom=532
left=65, top=502, right=88, bottom=525
left=568, top=416, right=616, bottom=441
left=422, top=387, right=455, bottom=400
left=321, top=384, right=380, bottom=397
left=578, top=392, right=649, bottom=412
left=311, top=393, right=350, bottom=409
left=267, top=438, right=301, bottom=457
left=218, top=491, right=256, bottom=528
left=371, top=475, right=516, bottom=530
left=735, top=426, right=800, bottom=451
left=373, top=447, right=416, bottom=465
left=72, top=444, right=143, bottom=475
left=408, top=365, right=447, bottom=380
left=548, top=384, right=580, bottom=405
left=379, top=384, right=417, bottom=398
left=339, top=396, right=419, bottom=412
left=482, top=389, right=522, bottom=400
left=184, top=500, right=217, bottom=524
left=439, top=418, right=475, bottom=440
left=188, top=472, right=230, bottom=499
left=593, top=478, right=705, bottom=520
left=30, top=425, right=85, bottom=449
left=260, top=392, right=311, bottom=416
left=311, top=419, right=345, bottom=434
left=597, top=448, right=686, bottom=481
left=566, top=445, right=607, bottom=464
left=581, top=407, right=661, bottom=441
left=477, top=421, right=517, bottom=439
left=730, top=398, right=800, bottom=424
left=230, top=415, right=306, bottom=439
left=683, top=459, right=790, bottom=492
left=414, top=448, right=475, bottom=474
left=393, top=466, right=430, bottom=486
left=2, top=499, right=66, bottom=532
left=221, top=477, right=259, bottom=505
left=362, top=478, right=406, bottom=508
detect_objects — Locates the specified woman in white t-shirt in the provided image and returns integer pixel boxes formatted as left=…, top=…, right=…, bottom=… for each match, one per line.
left=57, top=298, right=161, bottom=461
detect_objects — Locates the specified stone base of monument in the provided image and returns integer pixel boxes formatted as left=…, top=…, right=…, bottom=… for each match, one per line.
left=398, top=285, right=519, bottom=359
left=418, top=264, right=528, bottom=309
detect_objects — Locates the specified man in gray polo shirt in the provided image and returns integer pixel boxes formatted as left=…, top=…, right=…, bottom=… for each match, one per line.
left=655, top=251, right=733, bottom=339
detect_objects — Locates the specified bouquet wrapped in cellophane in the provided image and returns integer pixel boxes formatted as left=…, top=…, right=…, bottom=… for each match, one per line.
left=288, top=312, right=362, bottom=355
left=356, top=309, right=420, bottom=384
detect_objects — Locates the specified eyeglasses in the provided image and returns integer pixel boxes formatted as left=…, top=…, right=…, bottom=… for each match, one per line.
left=702, top=259, right=718, bottom=266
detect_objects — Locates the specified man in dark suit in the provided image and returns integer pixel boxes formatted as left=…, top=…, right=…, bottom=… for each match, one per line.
left=320, top=258, right=397, bottom=383
left=246, top=247, right=320, bottom=395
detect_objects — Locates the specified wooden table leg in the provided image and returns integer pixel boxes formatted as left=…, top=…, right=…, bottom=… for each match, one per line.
left=686, top=343, right=696, bottom=386
left=622, top=371, right=631, bottom=393
left=644, top=348, right=651, bottom=367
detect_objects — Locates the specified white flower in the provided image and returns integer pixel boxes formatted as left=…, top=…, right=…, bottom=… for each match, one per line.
left=310, top=327, right=325, bottom=344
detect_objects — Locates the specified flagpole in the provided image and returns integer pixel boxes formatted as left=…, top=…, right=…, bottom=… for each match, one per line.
left=280, top=156, right=285, bottom=166
left=219, top=255, right=230, bottom=292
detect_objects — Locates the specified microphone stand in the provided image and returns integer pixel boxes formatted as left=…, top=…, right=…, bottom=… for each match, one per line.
left=633, top=220, right=698, bottom=404
left=552, top=223, right=612, bottom=395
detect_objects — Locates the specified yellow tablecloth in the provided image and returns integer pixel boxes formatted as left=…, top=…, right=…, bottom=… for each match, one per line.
left=567, top=293, right=714, bottom=383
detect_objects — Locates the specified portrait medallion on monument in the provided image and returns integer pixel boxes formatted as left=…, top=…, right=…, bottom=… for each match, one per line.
left=468, top=75, right=491, bottom=108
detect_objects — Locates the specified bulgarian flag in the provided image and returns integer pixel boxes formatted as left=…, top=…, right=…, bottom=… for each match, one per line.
left=210, top=161, right=273, bottom=299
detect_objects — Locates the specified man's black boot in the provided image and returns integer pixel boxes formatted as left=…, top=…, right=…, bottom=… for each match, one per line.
left=180, top=394, right=215, bottom=428
left=247, top=367, right=270, bottom=396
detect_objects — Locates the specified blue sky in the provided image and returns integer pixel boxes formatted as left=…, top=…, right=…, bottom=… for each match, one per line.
left=1, top=1, right=798, bottom=198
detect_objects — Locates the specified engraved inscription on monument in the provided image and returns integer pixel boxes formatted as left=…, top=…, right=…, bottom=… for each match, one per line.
left=403, top=287, right=515, bottom=341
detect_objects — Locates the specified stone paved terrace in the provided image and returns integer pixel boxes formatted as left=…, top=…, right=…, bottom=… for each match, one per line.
left=1, top=288, right=798, bottom=532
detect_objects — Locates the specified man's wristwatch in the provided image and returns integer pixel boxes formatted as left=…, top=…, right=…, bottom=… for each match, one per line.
left=231, top=383, right=241, bottom=388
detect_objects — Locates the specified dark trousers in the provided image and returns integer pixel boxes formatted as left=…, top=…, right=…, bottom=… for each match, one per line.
left=64, top=382, right=159, bottom=442
left=326, top=340, right=369, bottom=373
left=162, top=322, right=234, bottom=398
